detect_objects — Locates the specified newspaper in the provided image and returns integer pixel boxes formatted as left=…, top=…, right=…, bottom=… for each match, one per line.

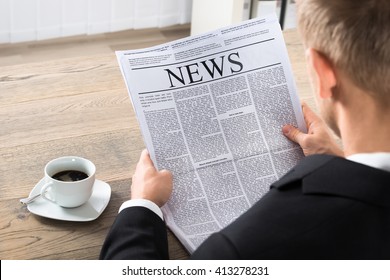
left=116, top=14, right=306, bottom=253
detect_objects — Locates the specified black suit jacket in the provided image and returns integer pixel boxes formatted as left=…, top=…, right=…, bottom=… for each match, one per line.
left=100, top=155, right=390, bottom=259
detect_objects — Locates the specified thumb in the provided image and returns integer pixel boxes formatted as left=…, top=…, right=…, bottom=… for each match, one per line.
left=159, top=169, right=173, bottom=180
left=282, top=125, right=306, bottom=145
left=139, top=149, right=154, bottom=167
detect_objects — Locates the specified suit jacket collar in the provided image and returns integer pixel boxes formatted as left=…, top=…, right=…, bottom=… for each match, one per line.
left=272, top=154, right=390, bottom=208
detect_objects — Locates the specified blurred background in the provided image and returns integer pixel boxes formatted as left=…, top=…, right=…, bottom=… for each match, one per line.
left=0, top=0, right=296, bottom=66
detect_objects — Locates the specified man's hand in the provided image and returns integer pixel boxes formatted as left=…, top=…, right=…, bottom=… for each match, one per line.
left=131, top=149, right=173, bottom=207
left=282, top=103, right=344, bottom=157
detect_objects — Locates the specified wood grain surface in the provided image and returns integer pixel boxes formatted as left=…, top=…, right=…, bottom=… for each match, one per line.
left=0, top=29, right=313, bottom=260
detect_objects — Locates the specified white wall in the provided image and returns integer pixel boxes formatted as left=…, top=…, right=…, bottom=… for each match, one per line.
left=0, top=0, right=193, bottom=43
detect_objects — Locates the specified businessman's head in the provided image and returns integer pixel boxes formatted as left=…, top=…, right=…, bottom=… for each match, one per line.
left=297, top=0, right=390, bottom=102
left=296, top=0, right=390, bottom=139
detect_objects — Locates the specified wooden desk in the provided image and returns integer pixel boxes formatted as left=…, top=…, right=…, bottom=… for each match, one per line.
left=0, top=29, right=313, bottom=260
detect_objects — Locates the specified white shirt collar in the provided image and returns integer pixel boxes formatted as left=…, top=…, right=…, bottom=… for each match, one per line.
left=347, top=152, right=390, bottom=172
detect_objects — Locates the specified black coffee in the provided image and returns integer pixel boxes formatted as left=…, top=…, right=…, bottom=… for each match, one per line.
left=52, top=170, right=88, bottom=182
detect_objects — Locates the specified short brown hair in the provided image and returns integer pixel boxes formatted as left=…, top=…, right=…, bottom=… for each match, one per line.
left=297, top=0, right=390, bottom=102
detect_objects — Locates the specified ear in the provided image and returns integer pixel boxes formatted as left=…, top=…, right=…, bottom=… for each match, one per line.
left=306, top=48, right=337, bottom=99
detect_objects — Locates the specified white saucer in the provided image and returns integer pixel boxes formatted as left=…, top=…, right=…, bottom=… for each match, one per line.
left=27, top=178, right=111, bottom=222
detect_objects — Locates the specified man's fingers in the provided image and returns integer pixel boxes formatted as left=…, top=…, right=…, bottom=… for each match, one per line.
left=140, top=149, right=154, bottom=165
left=159, top=169, right=173, bottom=178
left=282, top=125, right=306, bottom=145
left=159, top=169, right=173, bottom=185
left=302, top=102, right=321, bottom=127
left=136, top=149, right=156, bottom=172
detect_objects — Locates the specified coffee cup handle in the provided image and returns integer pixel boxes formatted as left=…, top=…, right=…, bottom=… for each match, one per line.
left=40, top=182, right=56, bottom=204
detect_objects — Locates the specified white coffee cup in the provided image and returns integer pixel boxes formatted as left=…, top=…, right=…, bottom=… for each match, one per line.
left=40, top=156, right=96, bottom=208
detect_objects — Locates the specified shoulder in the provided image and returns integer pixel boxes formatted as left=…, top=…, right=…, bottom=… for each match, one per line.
left=273, top=155, right=390, bottom=207
left=216, top=155, right=390, bottom=258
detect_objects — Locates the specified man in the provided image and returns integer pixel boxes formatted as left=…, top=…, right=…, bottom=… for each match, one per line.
left=100, top=0, right=390, bottom=259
